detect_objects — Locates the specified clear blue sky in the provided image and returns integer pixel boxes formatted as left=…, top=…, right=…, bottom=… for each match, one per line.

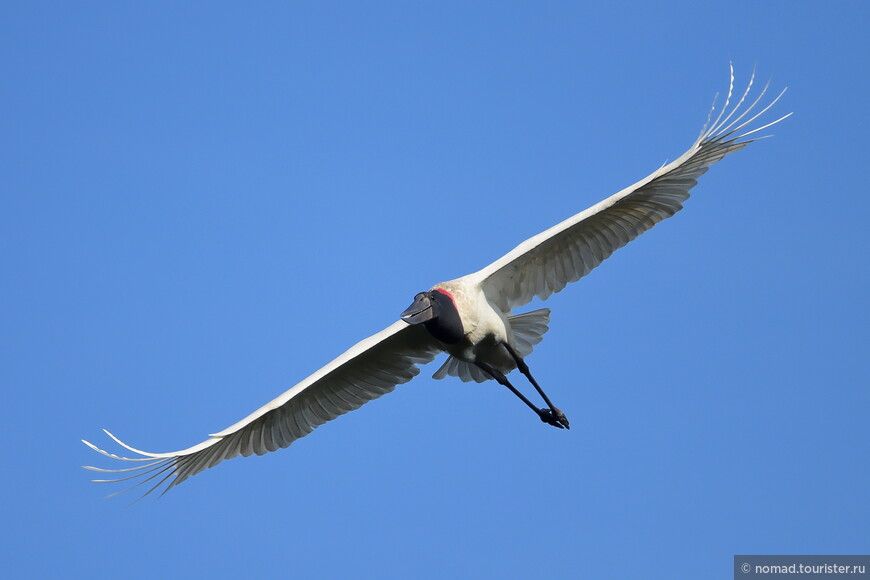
left=3, top=3, right=868, bottom=579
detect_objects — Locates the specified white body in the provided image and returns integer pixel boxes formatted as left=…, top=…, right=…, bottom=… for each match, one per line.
left=434, top=278, right=513, bottom=369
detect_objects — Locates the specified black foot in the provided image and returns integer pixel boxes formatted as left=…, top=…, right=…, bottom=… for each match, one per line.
left=539, top=408, right=570, bottom=429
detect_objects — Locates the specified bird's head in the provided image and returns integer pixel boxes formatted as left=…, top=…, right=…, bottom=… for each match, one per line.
left=400, top=288, right=463, bottom=343
left=400, top=290, right=440, bottom=324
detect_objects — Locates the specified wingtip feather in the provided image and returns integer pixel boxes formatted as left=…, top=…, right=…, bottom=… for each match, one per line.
left=83, top=429, right=183, bottom=502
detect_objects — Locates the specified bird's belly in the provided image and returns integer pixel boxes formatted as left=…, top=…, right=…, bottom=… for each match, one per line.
left=476, top=340, right=516, bottom=373
left=446, top=335, right=516, bottom=374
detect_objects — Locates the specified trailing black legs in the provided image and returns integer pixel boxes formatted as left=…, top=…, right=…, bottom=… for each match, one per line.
left=475, top=349, right=570, bottom=430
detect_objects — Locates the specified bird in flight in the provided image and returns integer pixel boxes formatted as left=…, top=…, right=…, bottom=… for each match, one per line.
left=84, top=67, right=789, bottom=500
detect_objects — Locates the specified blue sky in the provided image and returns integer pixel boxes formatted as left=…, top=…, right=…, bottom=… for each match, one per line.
left=3, top=2, right=868, bottom=579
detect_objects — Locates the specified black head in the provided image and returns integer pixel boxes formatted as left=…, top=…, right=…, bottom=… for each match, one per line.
left=400, top=289, right=464, bottom=344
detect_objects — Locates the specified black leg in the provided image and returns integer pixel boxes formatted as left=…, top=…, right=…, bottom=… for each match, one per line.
left=474, top=360, right=567, bottom=429
left=502, top=343, right=570, bottom=429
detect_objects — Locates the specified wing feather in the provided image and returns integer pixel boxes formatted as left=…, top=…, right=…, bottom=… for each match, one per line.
left=82, top=321, right=440, bottom=499
left=476, top=67, right=790, bottom=311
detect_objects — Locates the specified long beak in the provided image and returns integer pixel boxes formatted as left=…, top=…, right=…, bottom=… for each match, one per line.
left=401, top=294, right=435, bottom=324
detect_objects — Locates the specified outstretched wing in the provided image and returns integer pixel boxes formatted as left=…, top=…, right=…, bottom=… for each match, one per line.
left=83, top=321, right=441, bottom=499
left=475, top=67, right=790, bottom=312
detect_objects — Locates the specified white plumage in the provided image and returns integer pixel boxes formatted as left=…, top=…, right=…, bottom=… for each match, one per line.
left=83, top=67, right=789, bottom=500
